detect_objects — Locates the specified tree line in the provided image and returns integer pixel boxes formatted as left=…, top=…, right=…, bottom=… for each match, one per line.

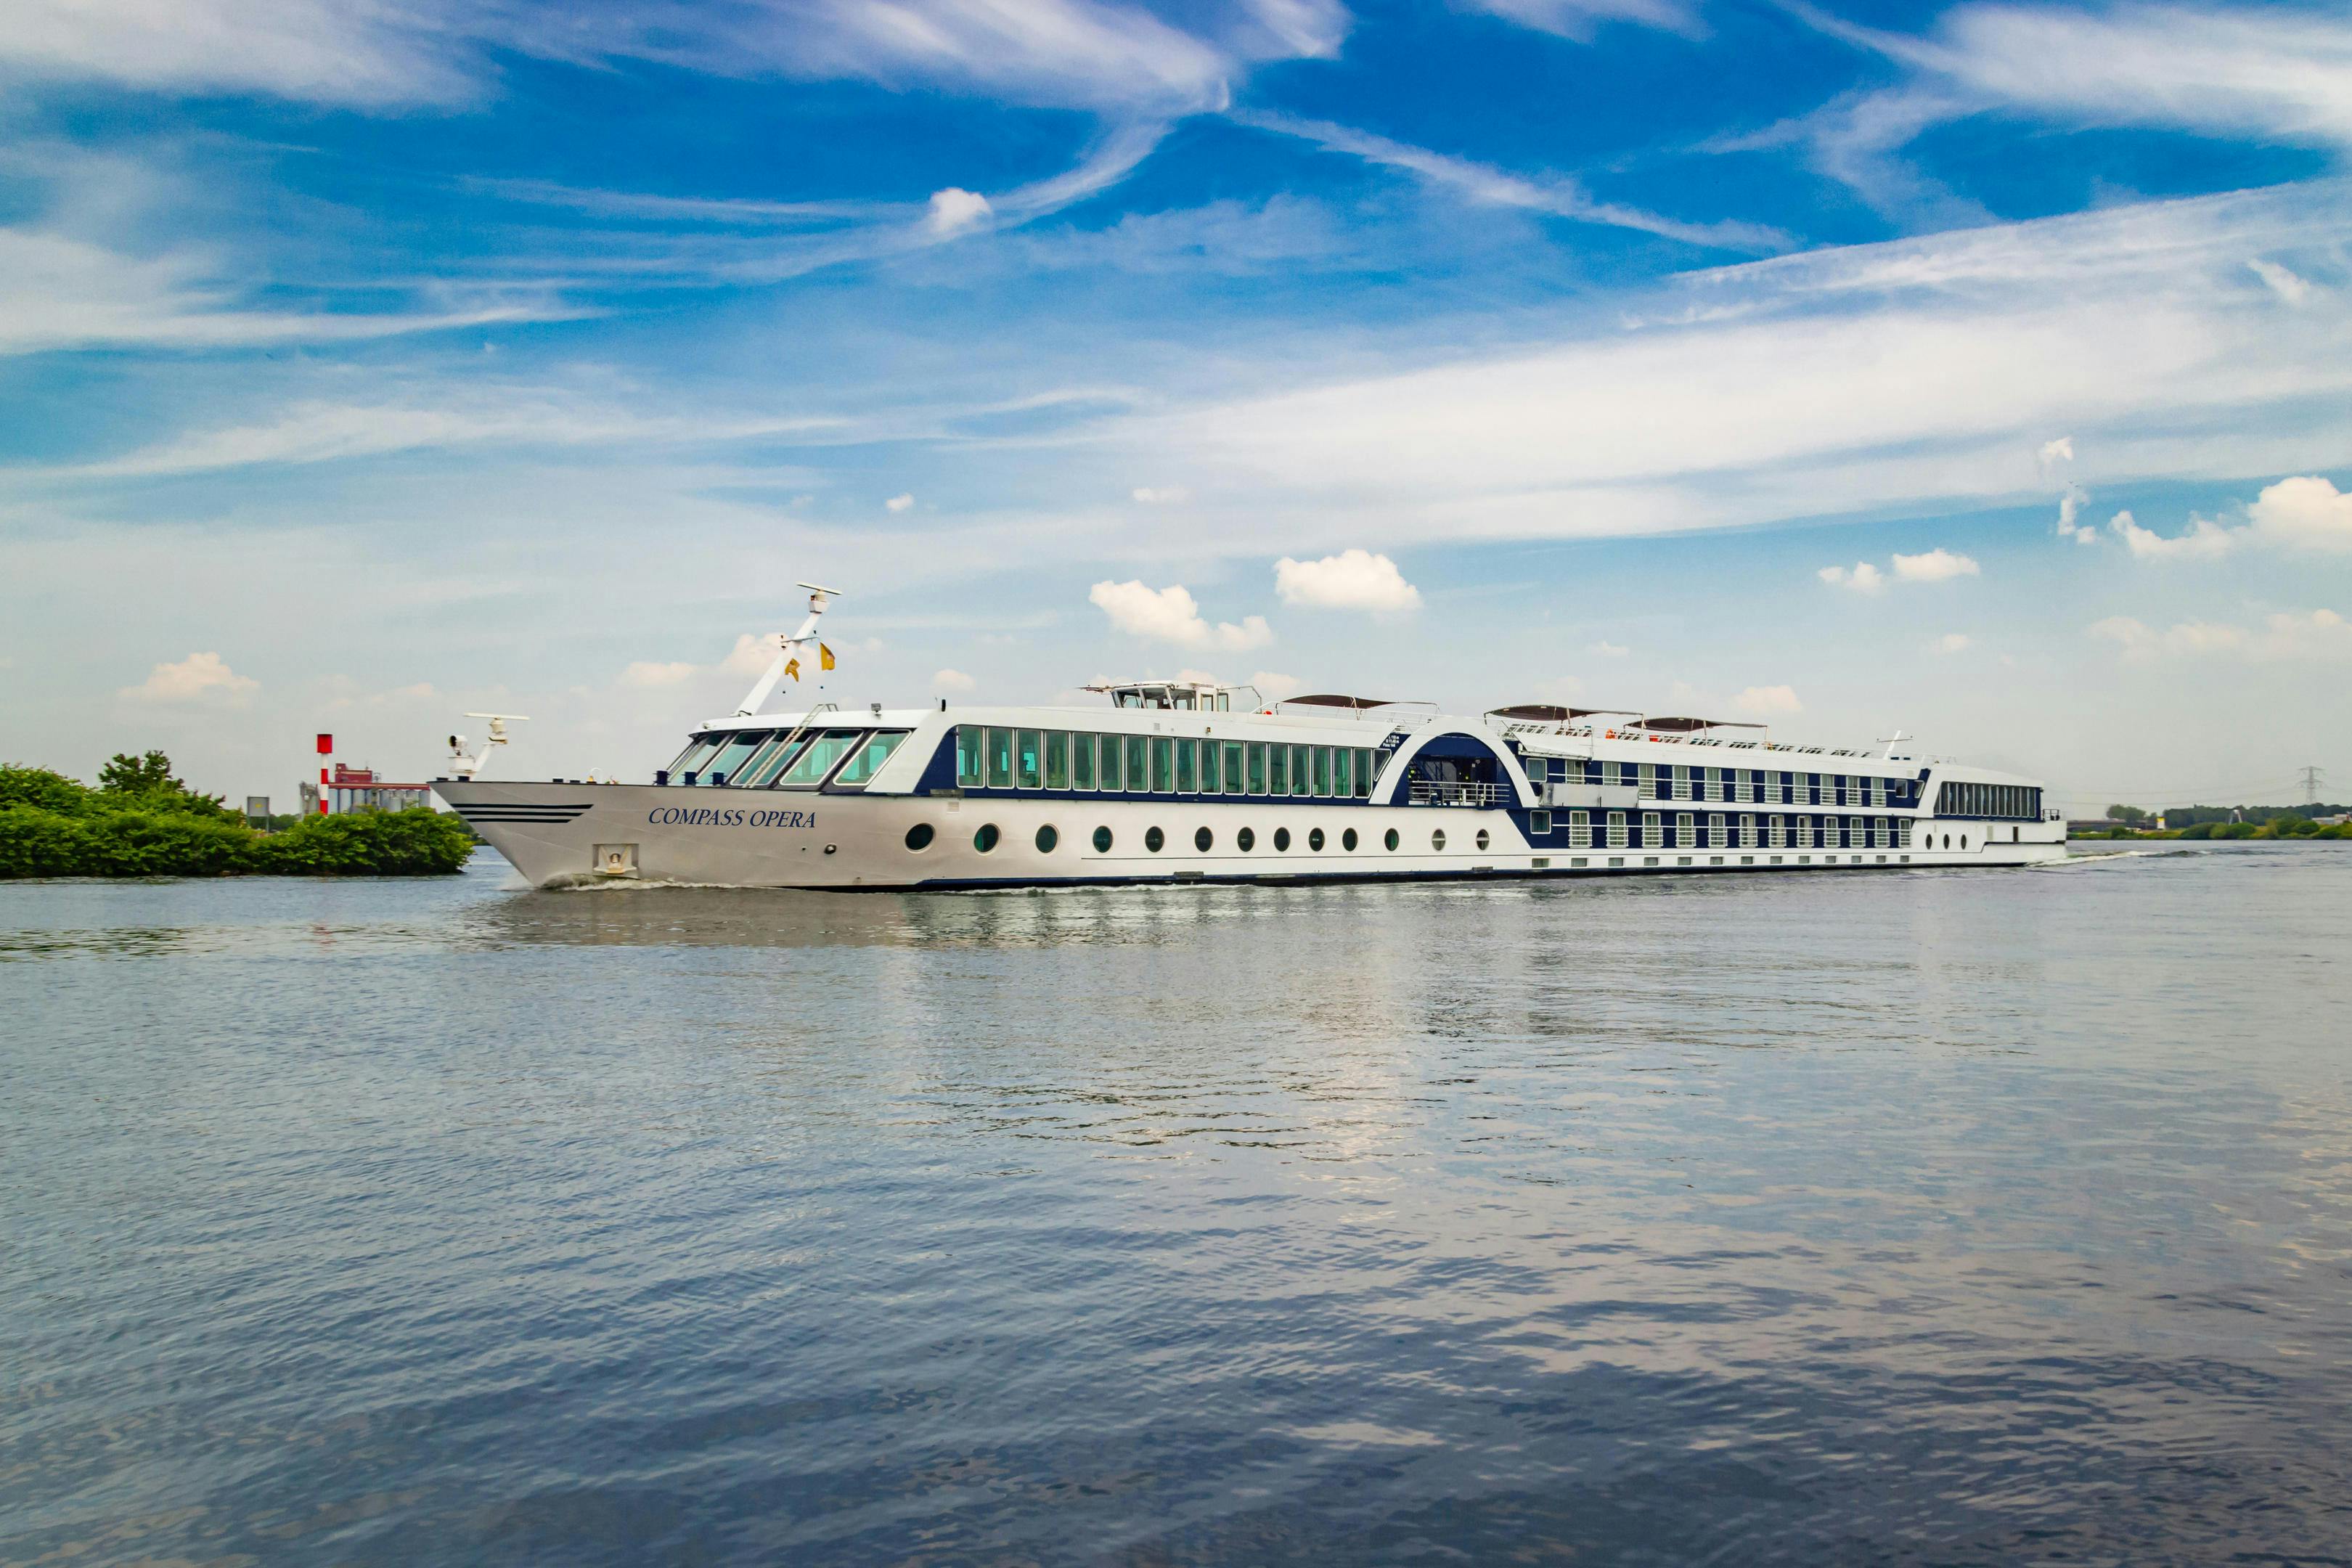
left=1, top=751, right=478, bottom=878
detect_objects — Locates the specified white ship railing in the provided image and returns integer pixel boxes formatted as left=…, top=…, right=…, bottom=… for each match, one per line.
left=1409, top=780, right=1511, bottom=807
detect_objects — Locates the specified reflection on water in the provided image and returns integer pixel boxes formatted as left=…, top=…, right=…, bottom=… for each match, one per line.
left=4, top=846, right=2351, bottom=1565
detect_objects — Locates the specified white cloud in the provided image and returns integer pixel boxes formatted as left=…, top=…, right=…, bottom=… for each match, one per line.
left=1132, top=485, right=1191, bottom=504
left=2108, top=508, right=2236, bottom=560
left=932, top=668, right=976, bottom=693
left=1088, top=579, right=1273, bottom=649
left=1891, top=547, right=1980, bottom=581
left=1463, top=0, right=1697, bottom=41
left=2093, top=608, right=2352, bottom=663
left=1272, top=548, right=1422, bottom=611
left=1933, top=632, right=1973, bottom=653
left=1733, top=684, right=1803, bottom=715
left=620, top=660, right=701, bottom=687
left=120, top=650, right=257, bottom=703
left=927, top=187, right=994, bottom=235
left=2057, top=484, right=2096, bottom=542
left=1237, top=110, right=1785, bottom=250
left=0, top=0, right=476, bottom=107
left=1247, top=669, right=1301, bottom=701
left=721, top=633, right=783, bottom=677
left=2039, top=436, right=2075, bottom=464
left=2248, top=258, right=2314, bottom=304
left=1588, top=640, right=1630, bottom=657
left=0, top=229, right=571, bottom=358
left=885, top=493, right=915, bottom=513
left=1819, top=561, right=1887, bottom=592
left=2246, top=475, right=2352, bottom=553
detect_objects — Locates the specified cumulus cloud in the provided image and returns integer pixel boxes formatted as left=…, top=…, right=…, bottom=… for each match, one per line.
left=2091, top=608, right=2352, bottom=662
left=1892, top=547, right=1980, bottom=581
left=620, top=660, right=701, bottom=687
left=2057, top=484, right=2096, bottom=543
left=885, top=493, right=915, bottom=513
left=932, top=668, right=976, bottom=692
left=2108, top=509, right=2235, bottom=560
left=721, top=633, right=783, bottom=676
left=2247, top=475, right=2352, bottom=552
left=120, top=650, right=257, bottom=703
left=927, top=187, right=994, bottom=235
left=1132, top=485, right=1191, bottom=504
left=2039, top=436, right=2075, bottom=464
left=1732, top=684, right=1803, bottom=715
left=1248, top=670, right=1301, bottom=701
left=1933, top=632, right=1973, bottom=653
left=1272, top=549, right=1422, bottom=611
left=1819, top=561, right=1887, bottom=592
left=1089, top=579, right=1273, bottom=649
left=1821, top=549, right=1977, bottom=588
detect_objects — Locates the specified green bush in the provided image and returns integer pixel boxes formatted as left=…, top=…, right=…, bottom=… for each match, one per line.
left=2, top=754, right=473, bottom=878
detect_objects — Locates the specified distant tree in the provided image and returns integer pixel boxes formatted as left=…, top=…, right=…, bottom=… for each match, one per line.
left=100, top=750, right=184, bottom=796
left=2104, top=804, right=2149, bottom=823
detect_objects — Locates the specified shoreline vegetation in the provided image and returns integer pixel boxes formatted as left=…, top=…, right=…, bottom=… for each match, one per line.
left=1, top=752, right=476, bottom=879
left=2075, top=802, right=2352, bottom=842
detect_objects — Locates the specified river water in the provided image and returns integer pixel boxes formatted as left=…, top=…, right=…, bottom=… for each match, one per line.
left=5, top=846, right=2350, bottom=1565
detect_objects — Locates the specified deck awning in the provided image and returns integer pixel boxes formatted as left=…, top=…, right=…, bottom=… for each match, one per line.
left=1282, top=693, right=1421, bottom=712
left=1625, top=716, right=1765, bottom=733
left=1486, top=704, right=1640, bottom=723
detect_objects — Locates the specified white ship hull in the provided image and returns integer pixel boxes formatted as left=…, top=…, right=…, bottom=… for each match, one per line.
left=435, top=779, right=2065, bottom=891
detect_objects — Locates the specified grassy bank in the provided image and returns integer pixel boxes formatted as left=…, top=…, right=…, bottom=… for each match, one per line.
left=1, top=753, right=476, bottom=878
left=2073, top=817, right=2352, bottom=842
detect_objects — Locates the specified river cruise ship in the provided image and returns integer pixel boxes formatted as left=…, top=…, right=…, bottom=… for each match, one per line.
left=433, top=587, right=2064, bottom=890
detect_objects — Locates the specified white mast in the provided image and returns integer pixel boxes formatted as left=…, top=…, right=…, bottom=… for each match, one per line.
left=449, top=714, right=530, bottom=780
left=735, top=581, right=842, bottom=717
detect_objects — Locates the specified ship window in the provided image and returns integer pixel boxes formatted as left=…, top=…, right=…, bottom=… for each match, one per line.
left=1309, top=827, right=1325, bottom=852
left=1126, top=737, right=1148, bottom=793
left=1333, top=748, right=1352, bottom=798
left=671, top=734, right=725, bottom=775
left=1432, top=829, right=1447, bottom=851
left=987, top=727, right=1013, bottom=788
left=1248, top=743, right=1267, bottom=795
left=1269, top=744, right=1288, bottom=796
left=1201, top=738, right=1220, bottom=793
left=1151, top=738, right=1173, bottom=793
left=738, top=732, right=802, bottom=787
left=1195, top=825, right=1213, bottom=852
left=776, top=730, right=862, bottom=788
left=1357, top=750, right=1377, bottom=799
left=1532, top=809, right=1551, bottom=836
left=1016, top=730, right=1042, bottom=790
left=1177, top=738, right=1197, bottom=793
left=1046, top=732, right=1070, bottom=791
left=705, top=730, right=770, bottom=784
left=1224, top=741, right=1245, bottom=794
left=905, top=823, right=934, bottom=852
left=1238, top=826, right=1255, bottom=852
left=1036, top=825, right=1058, bottom=853
left=1384, top=827, right=1400, bottom=851
left=957, top=727, right=985, bottom=789
left=1291, top=745, right=1312, bottom=796
left=973, top=823, right=1000, bottom=853
left=1096, top=735, right=1121, bottom=793
left=1313, top=746, right=1332, bottom=796
left=830, top=731, right=907, bottom=788
left=1146, top=825, right=1165, bottom=852
left=1071, top=733, right=1094, bottom=790
left=1093, top=825, right=1113, bottom=852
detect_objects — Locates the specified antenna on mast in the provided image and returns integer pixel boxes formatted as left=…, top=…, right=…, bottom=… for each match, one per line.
left=1879, top=728, right=1911, bottom=760
left=449, top=713, right=530, bottom=780
left=736, top=582, right=846, bottom=717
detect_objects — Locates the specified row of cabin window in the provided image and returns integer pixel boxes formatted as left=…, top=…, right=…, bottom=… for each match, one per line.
left=1937, top=782, right=2042, bottom=820
left=1524, top=757, right=1906, bottom=807
left=1532, top=811, right=1911, bottom=851
left=955, top=727, right=1379, bottom=800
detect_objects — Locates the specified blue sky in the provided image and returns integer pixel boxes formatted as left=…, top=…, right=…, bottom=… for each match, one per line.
left=3, top=0, right=2349, bottom=811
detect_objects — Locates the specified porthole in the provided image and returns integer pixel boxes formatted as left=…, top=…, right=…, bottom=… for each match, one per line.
left=1384, top=828, right=1399, bottom=852
left=905, top=823, right=935, bottom=852
left=1237, top=827, right=1255, bottom=852
left=1093, top=825, right=1114, bottom=853
left=1035, top=825, right=1058, bottom=853
left=1146, top=826, right=1165, bottom=853
left=1476, top=828, right=1490, bottom=851
left=1342, top=828, right=1359, bottom=852
left=1959, top=834, right=1968, bottom=849
left=1195, top=825, right=1213, bottom=852
left=1432, top=830, right=1447, bottom=851
left=1309, top=828, right=1326, bottom=852
left=1274, top=827, right=1291, bottom=852
left=973, top=823, right=1000, bottom=854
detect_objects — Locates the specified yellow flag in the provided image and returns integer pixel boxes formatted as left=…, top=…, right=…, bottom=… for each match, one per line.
left=784, top=656, right=801, bottom=682
left=820, top=642, right=836, bottom=671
